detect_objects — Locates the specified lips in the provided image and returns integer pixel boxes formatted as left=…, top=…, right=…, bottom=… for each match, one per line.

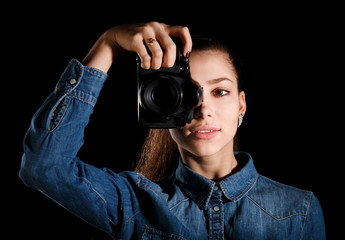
left=191, top=126, right=220, bottom=139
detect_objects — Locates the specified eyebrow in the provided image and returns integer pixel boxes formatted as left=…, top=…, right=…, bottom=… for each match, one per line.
left=190, top=77, right=234, bottom=87
left=206, top=77, right=234, bottom=85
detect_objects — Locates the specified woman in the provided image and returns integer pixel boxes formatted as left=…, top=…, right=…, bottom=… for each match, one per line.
left=20, top=22, right=325, bottom=239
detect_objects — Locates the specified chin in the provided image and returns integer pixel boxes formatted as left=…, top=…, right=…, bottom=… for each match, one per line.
left=181, top=141, right=231, bottom=158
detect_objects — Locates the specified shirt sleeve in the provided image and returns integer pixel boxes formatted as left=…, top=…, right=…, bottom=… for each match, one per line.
left=19, top=59, right=130, bottom=235
left=301, top=193, right=326, bottom=240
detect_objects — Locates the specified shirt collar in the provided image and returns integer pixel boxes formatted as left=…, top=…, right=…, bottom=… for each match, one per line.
left=175, top=152, right=258, bottom=209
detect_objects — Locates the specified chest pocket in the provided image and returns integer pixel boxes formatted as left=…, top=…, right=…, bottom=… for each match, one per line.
left=141, top=226, right=188, bottom=240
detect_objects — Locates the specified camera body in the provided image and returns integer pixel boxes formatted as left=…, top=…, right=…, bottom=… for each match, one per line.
left=137, top=38, right=200, bottom=128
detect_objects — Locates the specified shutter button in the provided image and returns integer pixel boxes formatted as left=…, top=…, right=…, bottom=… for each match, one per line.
left=69, top=79, right=77, bottom=85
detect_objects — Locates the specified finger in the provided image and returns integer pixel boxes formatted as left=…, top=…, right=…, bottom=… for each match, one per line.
left=164, top=24, right=192, bottom=57
left=145, top=38, right=163, bottom=69
left=136, top=43, right=151, bottom=69
left=155, top=32, right=176, bottom=68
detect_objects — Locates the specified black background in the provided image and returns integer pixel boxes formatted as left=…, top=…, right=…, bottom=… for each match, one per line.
left=6, top=3, right=341, bottom=239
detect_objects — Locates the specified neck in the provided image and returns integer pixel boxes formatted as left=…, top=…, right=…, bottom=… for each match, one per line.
left=179, top=147, right=238, bottom=182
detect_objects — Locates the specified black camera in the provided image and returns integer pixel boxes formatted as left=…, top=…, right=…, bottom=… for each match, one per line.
left=137, top=38, right=201, bottom=128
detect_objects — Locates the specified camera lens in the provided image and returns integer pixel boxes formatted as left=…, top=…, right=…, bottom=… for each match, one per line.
left=140, top=76, right=182, bottom=115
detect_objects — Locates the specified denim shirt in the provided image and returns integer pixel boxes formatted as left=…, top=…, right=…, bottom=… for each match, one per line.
left=20, top=59, right=325, bottom=239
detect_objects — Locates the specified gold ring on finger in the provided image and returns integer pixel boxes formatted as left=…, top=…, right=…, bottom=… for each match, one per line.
left=147, top=38, right=156, bottom=46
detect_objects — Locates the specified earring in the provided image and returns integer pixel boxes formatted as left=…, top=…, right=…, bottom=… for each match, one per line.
left=238, top=113, right=244, bottom=128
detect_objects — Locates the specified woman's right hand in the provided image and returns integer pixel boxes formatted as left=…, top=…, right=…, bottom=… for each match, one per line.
left=82, top=22, right=193, bottom=73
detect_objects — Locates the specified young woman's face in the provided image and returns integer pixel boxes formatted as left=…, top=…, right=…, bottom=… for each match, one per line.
left=169, top=50, right=246, bottom=158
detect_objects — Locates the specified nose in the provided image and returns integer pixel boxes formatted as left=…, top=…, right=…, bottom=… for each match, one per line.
left=193, top=97, right=214, bottom=119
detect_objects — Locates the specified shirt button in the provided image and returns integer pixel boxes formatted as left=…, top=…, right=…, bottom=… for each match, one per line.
left=69, top=79, right=77, bottom=85
left=214, top=185, right=219, bottom=191
left=213, top=206, right=220, bottom=212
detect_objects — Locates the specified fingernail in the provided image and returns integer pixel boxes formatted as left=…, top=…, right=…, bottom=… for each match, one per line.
left=186, top=51, right=191, bottom=58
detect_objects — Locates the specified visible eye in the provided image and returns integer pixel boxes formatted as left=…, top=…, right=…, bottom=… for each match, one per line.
left=213, top=89, right=230, bottom=97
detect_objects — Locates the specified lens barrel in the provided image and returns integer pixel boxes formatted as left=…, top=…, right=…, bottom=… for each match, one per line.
left=140, top=75, right=182, bottom=115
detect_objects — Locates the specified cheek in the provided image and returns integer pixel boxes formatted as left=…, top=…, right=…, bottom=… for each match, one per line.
left=217, top=108, right=238, bottom=141
left=169, top=127, right=204, bottom=153
left=169, top=128, right=188, bottom=144
left=215, top=99, right=239, bottom=126
left=213, top=98, right=240, bottom=142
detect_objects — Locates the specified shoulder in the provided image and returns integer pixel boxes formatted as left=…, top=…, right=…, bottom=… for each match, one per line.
left=246, top=175, right=316, bottom=220
left=118, top=171, right=174, bottom=197
left=118, top=171, right=184, bottom=208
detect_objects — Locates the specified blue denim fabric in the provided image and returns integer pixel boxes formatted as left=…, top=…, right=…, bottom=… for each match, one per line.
left=20, top=59, right=325, bottom=239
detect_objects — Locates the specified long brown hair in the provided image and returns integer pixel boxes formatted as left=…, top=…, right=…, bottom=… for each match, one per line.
left=135, top=36, right=243, bottom=180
